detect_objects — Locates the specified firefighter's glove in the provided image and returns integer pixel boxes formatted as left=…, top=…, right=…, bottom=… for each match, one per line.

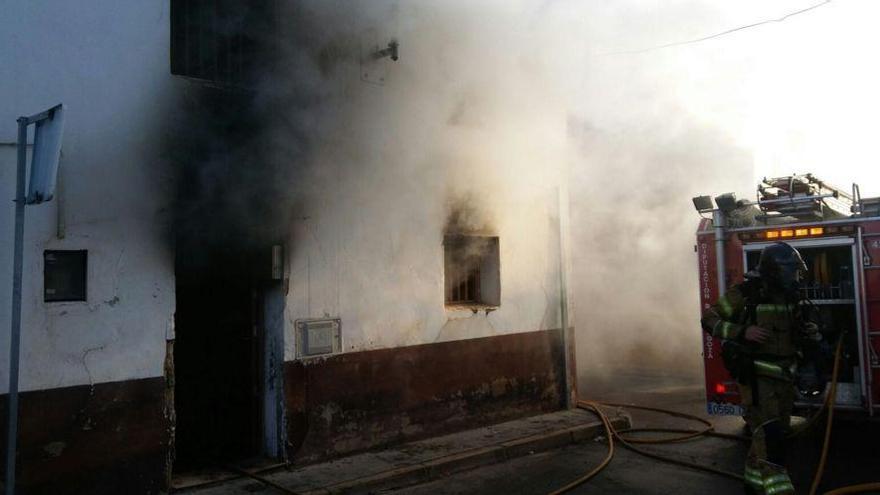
left=801, top=322, right=822, bottom=342
left=745, top=325, right=770, bottom=344
left=797, top=361, right=823, bottom=398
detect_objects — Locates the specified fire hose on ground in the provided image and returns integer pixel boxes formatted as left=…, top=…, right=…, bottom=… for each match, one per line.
left=549, top=336, right=880, bottom=495
left=227, top=336, right=876, bottom=495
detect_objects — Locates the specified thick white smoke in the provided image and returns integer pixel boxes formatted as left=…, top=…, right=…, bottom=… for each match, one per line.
left=254, top=0, right=880, bottom=389
left=566, top=0, right=880, bottom=391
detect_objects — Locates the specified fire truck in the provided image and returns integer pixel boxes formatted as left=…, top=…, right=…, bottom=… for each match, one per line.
left=695, top=174, right=880, bottom=417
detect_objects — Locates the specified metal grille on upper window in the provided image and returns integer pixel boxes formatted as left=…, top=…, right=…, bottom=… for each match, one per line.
left=170, top=0, right=274, bottom=85
left=444, top=236, right=500, bottom=308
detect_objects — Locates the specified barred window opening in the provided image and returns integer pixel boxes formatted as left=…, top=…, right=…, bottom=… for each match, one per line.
left=444, top=236, right=500, bottom=307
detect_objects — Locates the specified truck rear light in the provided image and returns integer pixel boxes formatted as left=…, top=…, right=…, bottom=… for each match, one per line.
left=715, top=383, right=727, bottom=394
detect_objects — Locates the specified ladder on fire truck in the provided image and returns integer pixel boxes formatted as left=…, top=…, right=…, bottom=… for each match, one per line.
left=757, top=174, right=853, bottom=221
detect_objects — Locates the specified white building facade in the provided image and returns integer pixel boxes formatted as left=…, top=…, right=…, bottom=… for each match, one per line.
left=0, top=2, right=575, bottom=493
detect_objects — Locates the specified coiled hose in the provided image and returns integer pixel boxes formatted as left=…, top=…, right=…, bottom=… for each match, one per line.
left=550, top=336, right=878, bottom=495
left=546, top=400, right=744, bottom=495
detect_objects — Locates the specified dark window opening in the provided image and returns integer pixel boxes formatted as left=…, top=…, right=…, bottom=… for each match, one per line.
left=170, top=0, right=274, bottom=85
left=44, top=250, right=87, bottom=302
left=450, top=266, right=480, bottom=304
left=444, top=236, right=500, bottom=307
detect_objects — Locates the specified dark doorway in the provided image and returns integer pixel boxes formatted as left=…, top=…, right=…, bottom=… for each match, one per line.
left=167, top=0, right=288, bottom=468
left=173, top=247, right=276, bottom=470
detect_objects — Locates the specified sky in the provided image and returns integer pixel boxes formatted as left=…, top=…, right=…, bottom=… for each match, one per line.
left=550, top=0, right=880, bottom=381
left=596, top=0, right=880, bottom=197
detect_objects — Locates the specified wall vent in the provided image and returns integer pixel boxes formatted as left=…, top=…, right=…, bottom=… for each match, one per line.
left=295, top=319, right=342, bottom=359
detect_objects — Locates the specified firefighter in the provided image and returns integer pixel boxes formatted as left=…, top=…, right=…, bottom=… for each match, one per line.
left=702, top=242, right=819, bottom=495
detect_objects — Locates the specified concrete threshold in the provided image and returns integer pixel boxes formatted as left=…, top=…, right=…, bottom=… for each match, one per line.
left=181, top=408, right=631, bottom=495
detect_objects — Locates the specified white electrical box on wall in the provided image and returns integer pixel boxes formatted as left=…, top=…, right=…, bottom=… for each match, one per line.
left=295, top=319, right=342, bottom=358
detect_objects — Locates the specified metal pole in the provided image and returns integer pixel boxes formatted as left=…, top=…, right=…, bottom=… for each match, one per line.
left=713, top=209, right=727, bottom=297
left=6, top=118, right=27, bottom=495
left=556, top=187, right=575, bottom=408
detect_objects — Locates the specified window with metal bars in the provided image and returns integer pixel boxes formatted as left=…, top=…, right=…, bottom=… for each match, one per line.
left=449, top=265, right=481, bottom=304
left=170, top=0, right=273, bottom=85
left=444, top=236, right=500, bottom=307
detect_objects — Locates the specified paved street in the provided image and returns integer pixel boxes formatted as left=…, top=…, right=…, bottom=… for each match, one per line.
left=384, top=370, right=880, bottom=495
left=175, top=369, right=880, bottom=495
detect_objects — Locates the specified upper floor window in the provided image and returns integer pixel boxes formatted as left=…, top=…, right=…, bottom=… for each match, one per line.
left=444, top=236, right=500, bottom=308
left=170, top=0, right=272, bottom=85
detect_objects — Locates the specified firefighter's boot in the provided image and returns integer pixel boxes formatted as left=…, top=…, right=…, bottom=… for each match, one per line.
left=743, top=464, right=765, bottom=494
left=759, top=460, right=795, bottom=495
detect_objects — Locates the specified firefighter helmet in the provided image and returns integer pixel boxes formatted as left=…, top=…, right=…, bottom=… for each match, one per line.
left=757, top=242, right=807, bottom=293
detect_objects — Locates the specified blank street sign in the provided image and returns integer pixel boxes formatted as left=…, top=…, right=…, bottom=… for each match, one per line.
left=26, top=103, right=65, bottom=204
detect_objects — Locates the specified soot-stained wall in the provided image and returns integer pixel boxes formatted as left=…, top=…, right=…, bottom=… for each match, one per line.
left=272, top=0, right=575, bottom=462
left=279, top=1, right=573, bottom=354
left=0, top=2, right=575, bottom=492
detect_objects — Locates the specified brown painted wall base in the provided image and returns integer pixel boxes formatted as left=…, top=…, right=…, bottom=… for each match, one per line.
left=0, top=329, right=564, bottom=493
left=0, top=377, right=169, bottom=495
left=284, top=328, right=566, bottom=464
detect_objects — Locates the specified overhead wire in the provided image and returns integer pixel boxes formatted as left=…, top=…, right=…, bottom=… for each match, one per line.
left=606, top=1, right=833, bottom=55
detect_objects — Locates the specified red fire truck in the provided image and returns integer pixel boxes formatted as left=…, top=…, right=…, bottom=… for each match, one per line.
left=695, top=174, right=880, bottom=417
